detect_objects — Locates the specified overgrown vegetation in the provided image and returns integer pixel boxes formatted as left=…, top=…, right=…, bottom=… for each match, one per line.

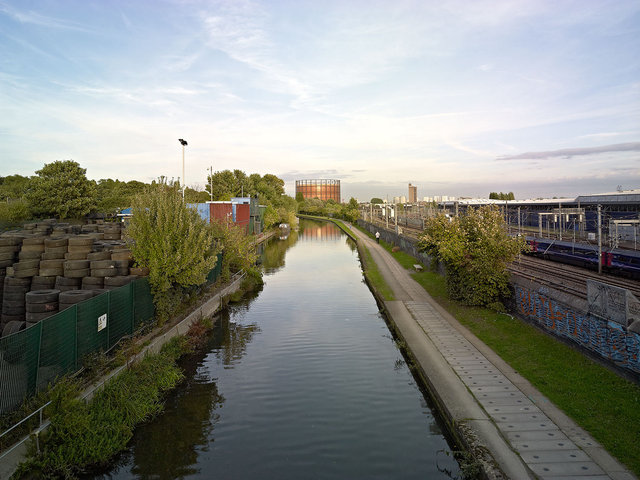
left=13, top=336, right=192, bottom=479
left=208, top=219, right=258, bottom=282
left=126, top=181, right=221, bottom=323
left=418, top=206, right=526, bottom=308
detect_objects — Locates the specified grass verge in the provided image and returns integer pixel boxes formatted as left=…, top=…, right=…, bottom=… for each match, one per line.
left=375, top=238, right=640, bottom=476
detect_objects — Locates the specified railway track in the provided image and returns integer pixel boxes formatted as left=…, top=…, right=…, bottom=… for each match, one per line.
left=365, top=218, right=640, bottom=300
left=508, top=255, right=640, bottom=300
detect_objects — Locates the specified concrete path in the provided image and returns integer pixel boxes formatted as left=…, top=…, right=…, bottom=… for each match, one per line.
left=349, top=225, right=635, bottom=480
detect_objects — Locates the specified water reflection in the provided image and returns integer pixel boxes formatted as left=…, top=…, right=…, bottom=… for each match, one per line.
left=298, top=220, right=343, bottom=241
left=209, top=308, right=260, bottom=367
left=260, top=228, right=299, bottom=274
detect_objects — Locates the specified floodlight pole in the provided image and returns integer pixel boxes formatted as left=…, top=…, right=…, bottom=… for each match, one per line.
left=178, top=139, right=188, bottom=200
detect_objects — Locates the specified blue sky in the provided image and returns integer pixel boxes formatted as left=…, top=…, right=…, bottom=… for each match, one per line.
left=1, top=0, right=639, bottom=201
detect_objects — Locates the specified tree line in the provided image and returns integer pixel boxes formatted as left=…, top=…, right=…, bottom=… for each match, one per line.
left=296, top=196, right=360, bottom=223
left=488, top=191, right=515, bottom=200
left=0, top=160, right=297, bottom=228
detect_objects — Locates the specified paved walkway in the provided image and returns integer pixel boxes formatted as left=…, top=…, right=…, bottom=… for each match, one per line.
left=350, top=226, right=635, bottom=480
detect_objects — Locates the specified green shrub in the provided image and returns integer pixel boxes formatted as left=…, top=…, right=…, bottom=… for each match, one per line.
left=419, top=206, right=526, bottom=307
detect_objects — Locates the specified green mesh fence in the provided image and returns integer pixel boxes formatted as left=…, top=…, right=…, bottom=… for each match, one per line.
left=0, top=322, right=41, bottom=413
left=108, top=284, right=134, bottom=348
left=76, top=296, right=109, bottom=360
left=38, top=308, right=77, bottom=390
left=133, top=279, right=153, bottom=329
left=207, top=253, right=223, bottom=284
left=1, top=257, right=224, bottom=415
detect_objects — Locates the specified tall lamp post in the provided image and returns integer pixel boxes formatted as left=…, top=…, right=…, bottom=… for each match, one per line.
left=208, top=165, right=213, bottom=201
left=178, top=138, right=188, bottom=199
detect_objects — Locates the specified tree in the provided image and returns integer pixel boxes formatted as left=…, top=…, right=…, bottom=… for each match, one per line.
left=0, top=175, right=32, bottom=201
left=184, top=187, right=210, bottom=203
left=370, top=197, right=383, bottom=204
left=95, top=178, right=148, bottom=214
left=295, top=192, right=305, bottom=203
left=26, top=160, right=97, bottom=219
left=340, top=198, right=360, bottom=222
left=126, top=180, right=221, bottom=322
left=419, top=205, right=526, bottom=308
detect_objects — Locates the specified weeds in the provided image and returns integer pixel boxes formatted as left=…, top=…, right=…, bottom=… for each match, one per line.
left=13, top=340, right=188, bottom=479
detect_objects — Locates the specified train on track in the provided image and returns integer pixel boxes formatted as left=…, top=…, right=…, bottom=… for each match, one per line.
left=526, top=237, right=640, bottom=280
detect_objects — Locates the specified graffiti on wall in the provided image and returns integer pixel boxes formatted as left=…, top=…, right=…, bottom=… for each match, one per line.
left=515, top=285, right=640, bottom=375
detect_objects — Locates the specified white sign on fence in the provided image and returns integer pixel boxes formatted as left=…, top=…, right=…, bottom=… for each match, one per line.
left=97, top=314, right=107, bottom=332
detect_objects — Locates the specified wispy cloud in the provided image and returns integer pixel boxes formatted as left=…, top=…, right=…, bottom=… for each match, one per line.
left=0, top=2, right=86, bottom=31
left=497, top=142, right=640, bottom=161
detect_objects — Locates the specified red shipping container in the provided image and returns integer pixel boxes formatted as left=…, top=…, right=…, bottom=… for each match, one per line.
left=235, top=203, right=250, bottom=233
left=210, top=202, right=233, bottom=224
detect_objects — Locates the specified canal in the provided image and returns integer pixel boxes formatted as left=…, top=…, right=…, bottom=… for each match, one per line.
left=89, top=219, right=460, bottom=479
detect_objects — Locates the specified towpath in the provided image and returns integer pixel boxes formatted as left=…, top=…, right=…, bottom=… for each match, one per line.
left=349, top=224, right=635, bottom=480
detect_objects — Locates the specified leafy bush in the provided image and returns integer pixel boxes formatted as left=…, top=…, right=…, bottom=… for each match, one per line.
left=419, top=206, right=525, bottom=307
left=126, top=181, right=221, bottom=322
left=209, top=219, right=258, bottom=281
left=15, top=341, right=186, bottom=479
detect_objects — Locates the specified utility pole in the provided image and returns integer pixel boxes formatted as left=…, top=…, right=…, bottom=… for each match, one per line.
left=559, top=202, right=562, bottom=241
left=597, top=204, right=602, bottom=274
left=385, top=195, right=389, bottom=229
left=208, top=166, right=213, bottom=201
left=517, top=206, right=521, bottom=236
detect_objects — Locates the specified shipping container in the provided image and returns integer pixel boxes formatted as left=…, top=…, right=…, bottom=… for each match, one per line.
left=188, top=203, right=210, bottom=223
left=210, top=202, right=233, bottom=224
left=235, top=203, right=250, bottom=233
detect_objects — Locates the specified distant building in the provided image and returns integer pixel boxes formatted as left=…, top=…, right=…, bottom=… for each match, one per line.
left=295, top=179, right=341, bottom=202
left=408, top=184, right=417, bottom=203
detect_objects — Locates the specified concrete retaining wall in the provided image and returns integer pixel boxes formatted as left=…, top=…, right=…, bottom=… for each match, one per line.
left=509, top=276, right=640, bottom=379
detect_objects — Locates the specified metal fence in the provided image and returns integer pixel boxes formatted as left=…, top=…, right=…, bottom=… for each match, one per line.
left=0, top=253, right=223, bottom=415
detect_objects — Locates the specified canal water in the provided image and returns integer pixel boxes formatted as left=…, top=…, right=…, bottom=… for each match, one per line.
left=90, top=219, right=460, bottom=479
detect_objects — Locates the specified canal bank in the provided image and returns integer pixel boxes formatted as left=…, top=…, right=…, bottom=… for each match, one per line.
left=345, top=221, right=635, bottom=480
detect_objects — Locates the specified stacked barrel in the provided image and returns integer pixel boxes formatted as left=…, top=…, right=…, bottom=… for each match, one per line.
left=0, top=220, right=147, bottom=337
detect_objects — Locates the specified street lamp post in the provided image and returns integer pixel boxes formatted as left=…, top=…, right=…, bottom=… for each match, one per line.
left=178, top=139, right=188, bottom=199
left=208, top=166, right=213, bottom=201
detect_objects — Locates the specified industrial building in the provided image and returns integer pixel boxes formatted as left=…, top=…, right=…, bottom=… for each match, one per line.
left=295, top=179, right=341, bottom=202
left=441, top=189, right=640, bottom=246
left=408, top=184, right=417, bottom=203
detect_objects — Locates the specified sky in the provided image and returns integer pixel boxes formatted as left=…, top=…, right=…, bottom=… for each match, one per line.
left=1, top=0, right=639, bottom=201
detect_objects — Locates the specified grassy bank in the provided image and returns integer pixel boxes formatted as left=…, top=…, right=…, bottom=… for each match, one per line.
left=356, top=225, right=640, bottom=476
